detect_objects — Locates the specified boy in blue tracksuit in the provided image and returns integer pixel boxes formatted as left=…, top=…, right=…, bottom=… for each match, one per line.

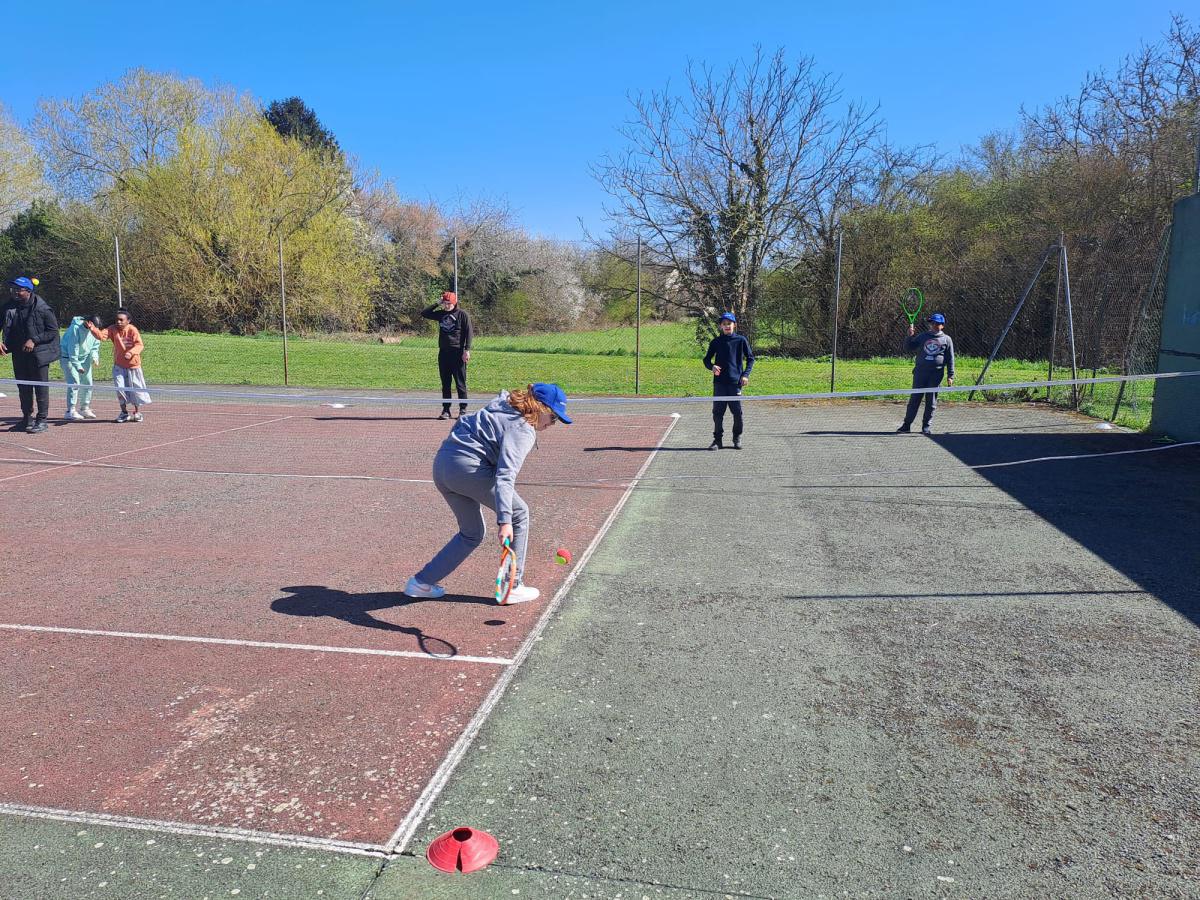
left=703, top=312, right=755, bottom=450
left=898, top=312, right=955, bottom=435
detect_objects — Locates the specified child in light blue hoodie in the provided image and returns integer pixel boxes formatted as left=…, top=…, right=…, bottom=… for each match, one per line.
left=405, top=383, right=572, bottom=605
left=59, top=315, right=102, bottom=420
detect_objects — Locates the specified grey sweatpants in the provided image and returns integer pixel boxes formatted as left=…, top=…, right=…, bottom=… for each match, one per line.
left=903, top=367, right=945, bottom=428
left=416, top=448, right=530, bottom=587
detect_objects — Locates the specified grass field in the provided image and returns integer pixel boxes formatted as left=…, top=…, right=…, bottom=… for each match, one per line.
left=38, top=322, right=1152, bottom=428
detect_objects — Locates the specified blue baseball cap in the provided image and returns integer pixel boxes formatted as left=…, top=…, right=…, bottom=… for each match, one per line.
left=719, top=312, right=737, bottom=323
left=8, top=276, right=35, bottom=291
left=927, top=312, right=946, bottom=324
left=531, top=382, right=572, bottom=424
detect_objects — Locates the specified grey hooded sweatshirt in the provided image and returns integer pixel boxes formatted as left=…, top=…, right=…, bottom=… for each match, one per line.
left=439, top=390, right=536, bottom=524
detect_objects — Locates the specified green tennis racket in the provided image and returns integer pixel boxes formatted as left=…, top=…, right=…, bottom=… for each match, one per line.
left=900, top=288, right=925, bottom=325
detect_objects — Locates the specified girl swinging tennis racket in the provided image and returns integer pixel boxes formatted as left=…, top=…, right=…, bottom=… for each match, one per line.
left=404, top=382, right=572, bottom=605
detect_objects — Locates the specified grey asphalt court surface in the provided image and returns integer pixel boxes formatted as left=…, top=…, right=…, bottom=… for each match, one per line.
left=4, top=398, right=1198, bottom=898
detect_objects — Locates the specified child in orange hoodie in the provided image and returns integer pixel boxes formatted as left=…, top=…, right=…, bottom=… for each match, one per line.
left=86, top=307, right=153, bottom=423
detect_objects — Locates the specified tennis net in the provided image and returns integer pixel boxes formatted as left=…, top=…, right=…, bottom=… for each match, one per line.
left=0, top=372, right=1195, bottom=492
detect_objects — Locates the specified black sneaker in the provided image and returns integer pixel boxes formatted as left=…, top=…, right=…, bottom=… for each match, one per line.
left=708, top=439, right=722, bottom=451
left=28, top=420, right=48, bottom=434
left=732, top=437, right=742, bottom=450
left=896, top=424, right=911, bottom=433
left=921, top=427, right=933, bottom=436
left=437, top=410, right=451, bottom=420
left=11, top=419, right=30, bottom=432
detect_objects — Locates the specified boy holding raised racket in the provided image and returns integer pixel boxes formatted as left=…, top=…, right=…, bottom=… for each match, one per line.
left=898, top=312, right=954, bottom=435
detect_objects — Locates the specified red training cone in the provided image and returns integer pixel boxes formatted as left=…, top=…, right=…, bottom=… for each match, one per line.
left=426, top=827, right=500, bottom=874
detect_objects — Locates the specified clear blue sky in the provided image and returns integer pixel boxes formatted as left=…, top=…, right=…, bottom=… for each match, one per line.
left=0, top=1, right=1188, bottom=239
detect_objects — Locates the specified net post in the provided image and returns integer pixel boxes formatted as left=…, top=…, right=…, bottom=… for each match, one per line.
left=453, top=235, right=459, bottom=296
left=969, top=243, right=1056, bottom=399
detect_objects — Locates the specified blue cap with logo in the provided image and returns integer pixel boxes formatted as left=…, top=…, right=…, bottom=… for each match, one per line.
left=927, top=312, right=946, bottom=324
left=531, top=382, right=572, bottom=424
left=8, top=276, right=36, bottom=291
left=719, top=312, right=737, bottom=323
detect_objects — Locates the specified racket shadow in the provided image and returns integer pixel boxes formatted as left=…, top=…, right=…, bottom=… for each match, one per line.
left=271, top=584, right=494, bottom=658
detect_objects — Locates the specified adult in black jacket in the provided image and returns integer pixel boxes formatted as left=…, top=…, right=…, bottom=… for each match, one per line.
left=421, top=291, right=473, bottom=419
left=1, top=276, right=59, bottom=433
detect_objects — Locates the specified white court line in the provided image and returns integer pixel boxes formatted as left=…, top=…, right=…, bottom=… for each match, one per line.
left=0, top=803, right=386, bottom=857
left=0, top=457, right=437, bottom=484
left=0, top=415, right=295, bottom=484
left=0, top=623, right=514, bottom=666
left=384, top=413, right=682, bottom=856
left=0, top=439, right=55, bottom=456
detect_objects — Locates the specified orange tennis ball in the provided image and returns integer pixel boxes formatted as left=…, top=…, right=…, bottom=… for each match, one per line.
left=554, top=548, right=572, bottom=565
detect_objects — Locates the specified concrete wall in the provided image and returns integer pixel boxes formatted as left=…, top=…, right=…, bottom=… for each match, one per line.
left=1151, top=193, right=1200, bottom=441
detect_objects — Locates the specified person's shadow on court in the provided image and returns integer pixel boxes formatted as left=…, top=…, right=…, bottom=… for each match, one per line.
left=271, top=585, right=495, bottom=658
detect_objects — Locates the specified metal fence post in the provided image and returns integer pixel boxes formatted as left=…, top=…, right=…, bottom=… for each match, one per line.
left=278, top=234, right=290, bottom=386
left=831, top=227, right=842, bottom=393
left=635, top=235, right=642, bottom=395
left=114, top=235, right=123, bottom=307
left=1060, top=240, right=1079, bottom=408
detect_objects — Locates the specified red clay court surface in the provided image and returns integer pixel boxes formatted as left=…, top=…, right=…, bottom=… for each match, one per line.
left=0, top=399, right=673, bottom=853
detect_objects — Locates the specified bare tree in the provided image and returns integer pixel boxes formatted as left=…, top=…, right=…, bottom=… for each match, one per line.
left=1019, top=14, right=1199, bottom=212
left=595, top=47, right=879, bottom=341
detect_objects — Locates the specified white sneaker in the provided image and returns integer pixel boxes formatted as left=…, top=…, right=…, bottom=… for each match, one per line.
left=65, top=409, right=84, bottom=421
left=403, top=576, right=446, bottom=599
left=81, top=407, right=97, bottom=419
left=502, top=583, right=541, bottom=605
left=131, top=412, right=144, bottom=423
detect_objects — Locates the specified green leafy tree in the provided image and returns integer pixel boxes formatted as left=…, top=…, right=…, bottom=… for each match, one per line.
left=264, top=97, right=340, bottom=153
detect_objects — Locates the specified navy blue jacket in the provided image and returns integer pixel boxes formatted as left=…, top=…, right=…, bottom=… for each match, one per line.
left=703, top=333, right=755, bottom=384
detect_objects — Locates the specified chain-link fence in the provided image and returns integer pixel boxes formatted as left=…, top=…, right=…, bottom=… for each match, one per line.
left=10, top=220, right=1173, bottom=428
